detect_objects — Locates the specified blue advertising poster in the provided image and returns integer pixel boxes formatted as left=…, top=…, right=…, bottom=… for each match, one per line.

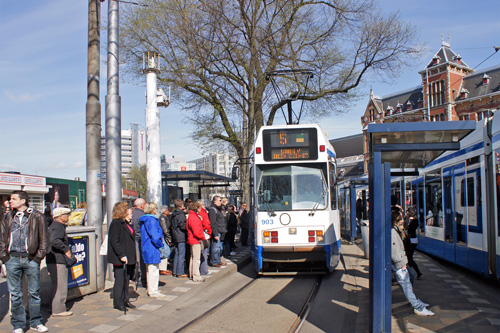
left=67, top=236, right=89, bottom=289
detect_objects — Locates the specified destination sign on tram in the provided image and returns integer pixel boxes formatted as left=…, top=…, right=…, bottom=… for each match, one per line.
left=262, top=128, right=318, bottom=161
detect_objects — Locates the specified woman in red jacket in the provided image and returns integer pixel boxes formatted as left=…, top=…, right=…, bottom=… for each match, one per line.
left=186, top=202, right=205, bottom=282
left=197, top=200, right=212, bottom=276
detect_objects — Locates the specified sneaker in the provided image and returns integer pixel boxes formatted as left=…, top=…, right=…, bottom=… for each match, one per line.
left=148, top=292, right=166, bottom=298
left=201, top=272, right=213, bottom=276
left=414, top=307, right=434, bottom=316
left=30, top=324, right=49, bottom=332
left=52, top=311, right=73, bottom=317
left=13, top=329, right=24, bottom=333
left=230, top=251, right=237, bottom=256
left=417, top=274, right=423, bottom=280
left=192, top=278, right=205, bottom=282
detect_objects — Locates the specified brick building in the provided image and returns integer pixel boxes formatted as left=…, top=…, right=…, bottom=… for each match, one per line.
left=360, top=41, right=500, bottom=171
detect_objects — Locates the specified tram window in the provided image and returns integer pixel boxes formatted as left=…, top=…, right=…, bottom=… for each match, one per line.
left=425, top=171, right=443, bottom=239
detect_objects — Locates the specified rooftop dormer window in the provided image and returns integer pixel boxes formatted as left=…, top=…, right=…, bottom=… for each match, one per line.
left=460, top=88, right=469, bottom=99
left=406, top=100, right=413, bottom=111
left=417, top=98, right=423, bottom=108
left=396, top=103, right=403, bottom=113
left=453, top=55, right=462, bottom=65
left=386, top=106, right=393, bottom=116
left=432, top=55, right=441, bottom=65
left=483, top=74, right=491, bottom=85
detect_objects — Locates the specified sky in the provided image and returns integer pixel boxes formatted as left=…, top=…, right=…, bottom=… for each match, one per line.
left=0, top=0, right=499, bottom=181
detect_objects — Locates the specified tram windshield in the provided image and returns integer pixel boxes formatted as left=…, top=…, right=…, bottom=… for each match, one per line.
left=257, top=164, right=328, bottom=211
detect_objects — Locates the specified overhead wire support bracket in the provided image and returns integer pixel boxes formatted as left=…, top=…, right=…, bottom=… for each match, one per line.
left=264, top=69, right=314, bottom=125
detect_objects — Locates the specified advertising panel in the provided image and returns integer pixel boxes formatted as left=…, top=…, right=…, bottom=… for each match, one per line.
left=67, top=236, right=90, bottom=289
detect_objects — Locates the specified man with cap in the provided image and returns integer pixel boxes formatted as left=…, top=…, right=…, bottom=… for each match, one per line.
left=0, top=190, right=49, bottom=333
left=46, top=207, right=74, bottom=317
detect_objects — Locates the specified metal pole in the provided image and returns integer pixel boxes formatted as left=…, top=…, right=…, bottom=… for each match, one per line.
left=86, top=0, right=104, bottom=291
left=105, top=0, right=122, bottom=224
left=145, top=67, right=162, bottom=208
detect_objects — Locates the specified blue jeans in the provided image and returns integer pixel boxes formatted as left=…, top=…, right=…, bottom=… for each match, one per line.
left=173, top=242, right=186, bottom=276
left=394, top=266, right=425, bottom=311
left=210, top=234, right=221, bottom=265
left=200, top=247, right=209, bottom=275
left=5, top=257, right=43, bottom=329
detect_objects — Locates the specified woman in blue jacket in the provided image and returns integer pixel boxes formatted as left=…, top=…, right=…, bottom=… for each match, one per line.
left=139, top=202, right=165, bottom=298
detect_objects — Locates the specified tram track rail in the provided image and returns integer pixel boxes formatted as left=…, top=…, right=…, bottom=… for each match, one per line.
left=174, top=274, right=323, bottom=333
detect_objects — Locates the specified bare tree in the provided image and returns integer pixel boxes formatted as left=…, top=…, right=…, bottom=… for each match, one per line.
left=120, top=0, right=421, bottom=200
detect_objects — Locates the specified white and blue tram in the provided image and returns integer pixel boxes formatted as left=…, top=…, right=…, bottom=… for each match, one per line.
left=249, top=124, right=341, bottom=274
left=406, top=113, right=499, bottom=279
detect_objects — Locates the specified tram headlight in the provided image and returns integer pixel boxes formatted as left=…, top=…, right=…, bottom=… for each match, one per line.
left=289, top=228, right=297, bottom=235
left=316, top=235, right=324, bottom=243
left=264, top=237, right=271, bottom=243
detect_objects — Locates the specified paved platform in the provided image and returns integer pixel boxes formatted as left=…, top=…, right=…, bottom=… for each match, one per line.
left=1, top=240, right=499, bottom=332
left=341, top=239, right=500, bottom=332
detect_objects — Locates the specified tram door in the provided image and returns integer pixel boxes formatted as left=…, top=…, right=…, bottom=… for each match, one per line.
left=443, top=163, right=467, bottom=267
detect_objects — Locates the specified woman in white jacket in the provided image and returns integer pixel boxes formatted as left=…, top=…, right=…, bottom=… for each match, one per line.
left=391, top=210, right=434, bottom=316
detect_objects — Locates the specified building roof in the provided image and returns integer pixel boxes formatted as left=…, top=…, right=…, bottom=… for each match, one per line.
left=375, top=86, right=424, bottom=114
left=456, top=64, right=500, bottom=101
left=424, top=41, right=470, bottom=69
left=329, top=134, right=364, bottom=158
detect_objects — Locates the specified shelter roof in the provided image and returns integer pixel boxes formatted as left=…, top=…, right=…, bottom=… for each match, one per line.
left=161, top=170, right=234, bottom=183
left=368, top=121, right=476, bottom=169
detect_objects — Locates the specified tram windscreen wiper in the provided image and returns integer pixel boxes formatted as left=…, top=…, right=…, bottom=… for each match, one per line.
left=259, top=190, right=276, bottom=216
left=309, top=171, right=328, bottom=216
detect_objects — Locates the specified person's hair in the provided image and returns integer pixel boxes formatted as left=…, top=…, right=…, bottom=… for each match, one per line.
left=77, top=202, right=87, bottom=209
left=134, top=198, right=146, bottom=208
left=241, top=202, right=246, bottom=206
left=112, top=201, right=130, bottom=220
left=144, top=202, right=158, bottom=214
left=185, top=198, right=192, bottom=203
left=159, top=205, right=169, bottom=214
left=190, top=202, right=202, bottom=211
left=391, top=210, right=403, bottom=228
left=221, top=197, right=228, bottom=205
left=212, top=195, right=220, bottom=203
left=406, top=206, right=416, bottom=218
left=12, top=190, right=29, bottom=206
left=174, top=199, right=184, bottom=209
left=196, top=199, right=205, bottom=207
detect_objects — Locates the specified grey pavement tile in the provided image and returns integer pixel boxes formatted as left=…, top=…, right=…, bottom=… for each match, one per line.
left=468, top=298, right=490, bottom=304
left=89, top=324, right=123, bottom=332
left=137, top=304, right=162, bottom=311
left=477, top=307, right=500, bottom=314
left=487, top=318, right=500, bottom=326
left=458, top=290, right=479, bottom=296
left=172, top=286, right=191, bottom=293
left=436, top=274, right=452, bottom=278
left=116, top=313, right=143, bottom=321
left=450, top=284, right=468, bottom=289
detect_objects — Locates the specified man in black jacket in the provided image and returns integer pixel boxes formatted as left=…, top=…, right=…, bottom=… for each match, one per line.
left=158, top=206, right=172, bottom=275
left=46, top=207, right=73, bottom=317
left=0, top=190, right=49, bottom=333
left=131, top=198, right=147, bottom=288
left=208, top=196, right=226, bottom=267
left=171, top=199, right=187, bottom=277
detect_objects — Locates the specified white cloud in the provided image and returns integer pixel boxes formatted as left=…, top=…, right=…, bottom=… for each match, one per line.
left=3, top=90, right=42, bottom=103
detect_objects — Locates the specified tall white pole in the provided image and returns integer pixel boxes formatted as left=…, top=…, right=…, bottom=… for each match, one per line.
left=144, top=55, right=162, bottom=208
left=105, top=0, right=122, bottom=222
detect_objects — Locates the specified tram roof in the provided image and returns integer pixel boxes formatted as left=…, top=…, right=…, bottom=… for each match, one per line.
left=367, top=121, right=476, bottom=169
left=161, top=170, right=234, bottom=183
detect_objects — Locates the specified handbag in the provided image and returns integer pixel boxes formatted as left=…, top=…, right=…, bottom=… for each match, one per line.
left=159, top=238, right=171, bottom=259
left=64, top=250, right=78, bottom=267
left=99, top=234, right=108, bottom=256
left=201, top=239, right=210, bottom=249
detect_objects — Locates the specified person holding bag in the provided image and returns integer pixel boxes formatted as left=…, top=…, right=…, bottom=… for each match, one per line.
left=186, top=202, right=205, bottom=282
left=108, top=202, right=137, bottom=311
left=46, top=207, right=74, bottom=317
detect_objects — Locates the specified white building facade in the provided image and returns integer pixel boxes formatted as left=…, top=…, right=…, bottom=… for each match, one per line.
left=100, top=123, right=146, bottom=183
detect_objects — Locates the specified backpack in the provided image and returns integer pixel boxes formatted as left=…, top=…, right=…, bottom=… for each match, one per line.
left=68, top=210, right=86, bottom=226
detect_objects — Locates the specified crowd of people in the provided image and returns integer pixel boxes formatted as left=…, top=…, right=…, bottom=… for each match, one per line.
left=0, top=189, right=250, bottom=332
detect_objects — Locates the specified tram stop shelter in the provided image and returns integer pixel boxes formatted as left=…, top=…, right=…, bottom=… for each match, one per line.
left=366, top=120, right=476, bottom=332
left=161, top=170, right=234, bottom=204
